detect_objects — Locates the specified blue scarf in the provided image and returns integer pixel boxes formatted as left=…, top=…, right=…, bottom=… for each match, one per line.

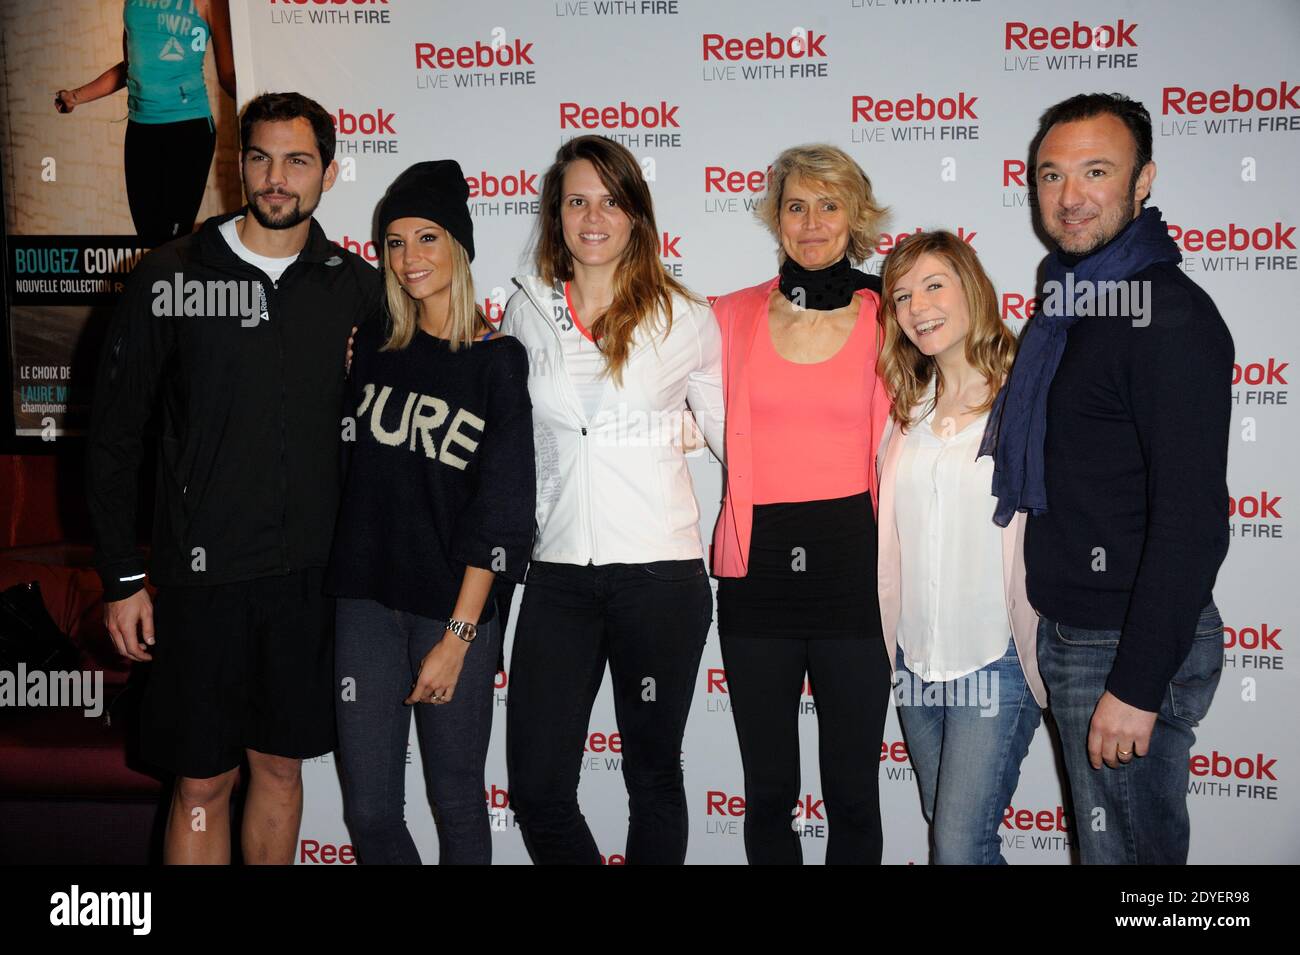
left=978, top=206, right=1182, bottom=526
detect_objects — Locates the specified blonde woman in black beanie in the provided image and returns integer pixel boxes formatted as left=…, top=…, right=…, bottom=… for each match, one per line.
left=325, top=160, right=536, bottom=864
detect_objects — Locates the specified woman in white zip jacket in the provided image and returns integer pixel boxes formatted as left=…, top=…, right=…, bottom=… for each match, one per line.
left=500, top=135, right=725, bottom=865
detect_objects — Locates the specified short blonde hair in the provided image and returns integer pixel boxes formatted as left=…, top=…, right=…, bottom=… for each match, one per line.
left=758, top=143, right=889, bottom=264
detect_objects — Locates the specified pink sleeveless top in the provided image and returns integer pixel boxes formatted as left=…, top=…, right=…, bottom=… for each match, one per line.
left=749, top=311, right=875, bottom=505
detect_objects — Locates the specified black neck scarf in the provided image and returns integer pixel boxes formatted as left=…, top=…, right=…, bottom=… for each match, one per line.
left=778, top=256, right=873, bottom=311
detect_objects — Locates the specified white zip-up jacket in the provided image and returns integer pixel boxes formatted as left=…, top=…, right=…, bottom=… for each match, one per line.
left=500, top=275, right=726, bottom=566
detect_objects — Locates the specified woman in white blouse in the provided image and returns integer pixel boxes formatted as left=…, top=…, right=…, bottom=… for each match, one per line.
left=875, top=230, right=1046, bottom=864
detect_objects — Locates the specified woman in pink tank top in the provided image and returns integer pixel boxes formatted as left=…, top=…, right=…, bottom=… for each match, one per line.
left=709, top=144, right=893, bottom=865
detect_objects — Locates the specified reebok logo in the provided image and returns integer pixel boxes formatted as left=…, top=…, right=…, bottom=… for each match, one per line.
left=332, top=108, right=395, bottom=135
left=703, top=30, right=827, bottom=60
left=852, top=92, right=977, bottom=123
left=1189, top=751, right=1278, bottom=781
left=1005, top=19, right=1137, bottom=50
left=560, top=100, right=680, bottom=129
left=414, top=39, right=535, bottom=70
left=1164, top=82, right=1300, bottom=115
left=465, top=169, right=538, bottom=198
left=1167, top=221, right=1295, bottom=252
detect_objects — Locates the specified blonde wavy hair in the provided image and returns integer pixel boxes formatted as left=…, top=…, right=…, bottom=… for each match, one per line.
left=878, top=231, right=1016, bottom=428
left=381, top=229, right=488, bottom=352
left=757, top=143, right=889, bottom=264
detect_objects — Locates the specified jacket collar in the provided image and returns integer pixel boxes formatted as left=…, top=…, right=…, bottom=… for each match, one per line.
left=511, top=276, right=565, bottom=343
left=195, top=207, right=342, bottom=268
left=512, top=274, right=677, bottom=356
left=512, top=275, right=559, bottom=310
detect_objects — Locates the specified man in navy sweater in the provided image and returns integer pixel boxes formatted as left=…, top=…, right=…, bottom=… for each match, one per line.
left=988, top=93, right=1233, bottom=864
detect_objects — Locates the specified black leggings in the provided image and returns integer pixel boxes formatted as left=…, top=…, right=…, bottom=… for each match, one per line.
left=719, top=634, right=892, bottom=864
left=123, top=117, right=215, bottom=246
left=506, top=559, right=712, bottom=865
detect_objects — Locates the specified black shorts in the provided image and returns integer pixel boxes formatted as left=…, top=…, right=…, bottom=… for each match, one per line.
left=139, top=568, right=337, bottom=779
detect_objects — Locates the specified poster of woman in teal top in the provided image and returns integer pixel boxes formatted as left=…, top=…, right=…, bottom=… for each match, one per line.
left=54, top=0, right=235, bottom=246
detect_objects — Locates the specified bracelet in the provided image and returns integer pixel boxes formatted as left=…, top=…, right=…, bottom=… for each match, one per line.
left=446, top=619, right=477, bottom=643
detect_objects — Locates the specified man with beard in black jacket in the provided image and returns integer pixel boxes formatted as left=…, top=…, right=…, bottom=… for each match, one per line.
left=87, top=92, right=380, bottom=864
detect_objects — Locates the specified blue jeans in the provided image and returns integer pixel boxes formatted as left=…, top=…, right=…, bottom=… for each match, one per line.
left=894, top=637, right=1042, bottom=864
left=1036, top=602, right=1224, bottom=865
left=335, top=597, right=501, bottom=864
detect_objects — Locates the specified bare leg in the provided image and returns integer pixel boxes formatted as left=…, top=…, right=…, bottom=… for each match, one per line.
left=241, top=749, right=304, bottom=865
left=165, top=769, right=239, bottom=864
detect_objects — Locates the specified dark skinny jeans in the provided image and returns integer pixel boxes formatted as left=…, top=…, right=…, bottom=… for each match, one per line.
left=335, top=597, right=500, bottom=865
left=506, top=559, right=712, bottom=865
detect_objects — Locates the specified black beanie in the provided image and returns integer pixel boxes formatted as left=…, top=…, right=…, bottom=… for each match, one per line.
left=377, top=160, right=475, bottom=261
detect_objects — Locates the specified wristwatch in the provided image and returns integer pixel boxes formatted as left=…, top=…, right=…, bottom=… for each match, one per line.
left=446, top=619, right=477, bottom=643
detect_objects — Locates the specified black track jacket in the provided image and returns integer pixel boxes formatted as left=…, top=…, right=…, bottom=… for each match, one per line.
left=87, top=209, right=380, bottom=601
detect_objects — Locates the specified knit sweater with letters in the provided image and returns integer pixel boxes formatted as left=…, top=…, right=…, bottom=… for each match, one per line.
left=326, top=318, right=536, bottom=624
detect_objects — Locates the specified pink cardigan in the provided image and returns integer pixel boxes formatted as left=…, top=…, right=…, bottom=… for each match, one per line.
left=875, top=414, right=1047, bottom=706
left=709, top=277, right=890, bottom=578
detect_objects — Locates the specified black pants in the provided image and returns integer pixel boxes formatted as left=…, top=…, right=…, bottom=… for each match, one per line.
left=124, top=117, right=215, bottom=247
left=506, top=559, right=712, bottom=864
left=719, top=634, right=892, bottom=864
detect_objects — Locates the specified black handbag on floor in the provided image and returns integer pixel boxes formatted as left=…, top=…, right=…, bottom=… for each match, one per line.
left=0, top=580, right=82, bottom=673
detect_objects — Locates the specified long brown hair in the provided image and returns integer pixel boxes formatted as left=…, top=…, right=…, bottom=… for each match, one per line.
left=535, top=135, right=696, bottom=385
left=878, top=231, right=1016, bottom=428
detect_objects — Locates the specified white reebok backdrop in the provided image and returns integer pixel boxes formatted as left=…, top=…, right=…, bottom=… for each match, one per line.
left=229, top=0, right=1299, bottom=864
